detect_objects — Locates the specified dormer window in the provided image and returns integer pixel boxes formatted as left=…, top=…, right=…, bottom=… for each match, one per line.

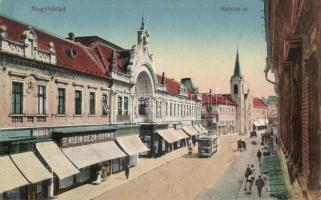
left=66, top=47, right=76, bottom=59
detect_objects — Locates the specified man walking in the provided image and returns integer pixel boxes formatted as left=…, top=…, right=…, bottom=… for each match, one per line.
left=257, top=150, right=262, bottom=162
left=255, top=175, right=265, bottom=197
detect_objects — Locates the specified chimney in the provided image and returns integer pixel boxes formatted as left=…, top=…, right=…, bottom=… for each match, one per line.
left=68, top=32, right=75, bottom=41
left=161, top=72, right=165, bottom=84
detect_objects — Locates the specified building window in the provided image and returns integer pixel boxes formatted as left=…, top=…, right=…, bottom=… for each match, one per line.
left=58, top=88, right=65, bottom=114
left=124, top=96, right=129, bottom=115
left=181, top=104, right=183, bottom=116
left=12, top=82, right=23, bottom=114
left=166, top=102, right=168, bottom=116
left=38, top=85, right=46, bottom=114
left=138, top=97, right=147, bottom=115
left=234, top=84, right=238, bottom=94
left=117, top=96, right=122, bottom=115
left=89, top=92, right=95, bottom=115
left=159, top=101, right=162, bottom=116
left=170, top=103, right=172, bottom=116
left=75, top=90, right=82, bottom=115
left=102, top=94, right=108, bottom=115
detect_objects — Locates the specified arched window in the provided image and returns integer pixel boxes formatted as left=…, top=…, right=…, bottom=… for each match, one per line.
left=234, top=84, right=238, bottom=94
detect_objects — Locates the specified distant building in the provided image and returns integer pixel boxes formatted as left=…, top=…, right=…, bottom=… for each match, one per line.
left=251, top=97, right=268, bottom=130
left=201, top=93, right=236, bottom=134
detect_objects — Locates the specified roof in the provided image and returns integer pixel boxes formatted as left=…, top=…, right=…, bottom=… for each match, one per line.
left=157, top=74, right=181, bottom=95
left=202, top=93, right=236, bottom=106
left=253, top=97, right=268, bottom=107
left=76, top=37, right=131, bottom=74
left=0, top=16, right=115, bottom=78
left=181, top=78, right=195, bottom=92
left=233, top=48, right=242, bottom=77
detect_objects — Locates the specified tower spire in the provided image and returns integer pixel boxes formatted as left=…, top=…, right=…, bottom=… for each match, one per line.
left=233, top=47, right=241, bottom=77
left=141, top=15, right=144, bottom=29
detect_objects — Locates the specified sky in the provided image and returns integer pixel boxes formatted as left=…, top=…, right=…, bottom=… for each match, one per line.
left=0, top=0, right=275, bottom=97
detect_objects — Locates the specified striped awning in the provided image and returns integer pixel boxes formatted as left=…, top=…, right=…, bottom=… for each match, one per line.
left=157, top=128, right=188, bottom=143
left=36, top=141, right=79, bottom=180
left=116, top=135, right=149, bottom=156
left=63, top=141, right=126, bottom=169
left=11, top=152, right=52, bottom=184
left=193, top=125, right=204, bottom=134
left=0, top=156, right=29, bottom=193
left=198, top=124, right=208, bottom=133
left=182, top=126, right=199, bottom=136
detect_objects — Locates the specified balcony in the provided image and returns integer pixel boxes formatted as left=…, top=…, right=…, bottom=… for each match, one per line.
left=10, top=114, right=48, bottom=123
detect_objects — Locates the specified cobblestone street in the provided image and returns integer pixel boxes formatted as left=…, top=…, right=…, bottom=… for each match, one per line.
left=93, top=133, right=258, bottom=200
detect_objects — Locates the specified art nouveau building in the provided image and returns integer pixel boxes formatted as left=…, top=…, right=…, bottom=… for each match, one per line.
left=0, top=16, right=203, bottom=199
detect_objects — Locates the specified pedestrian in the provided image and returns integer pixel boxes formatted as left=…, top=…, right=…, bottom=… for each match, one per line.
left=244, top=165, right=252, bottom=192
left=255, top=175, right=265, bottom=197
left=249, top=166, right=256, bottom=193
left=123, top=159, right=129, bottom=179
left=257, top=150, right=262, bottom=163
left=95, top=167, right=103, bottom=184
left=244, top=165, right=252, bottom=179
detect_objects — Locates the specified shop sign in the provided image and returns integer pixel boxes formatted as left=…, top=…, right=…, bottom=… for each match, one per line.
left=61, top=132, right=115, bottom=147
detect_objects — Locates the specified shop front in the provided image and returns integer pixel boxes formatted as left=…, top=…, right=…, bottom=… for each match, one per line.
left=50, top=125, right=126, bottom=192
left=0, top=156, right=29, bottom=200
left=116, top=134, right=149, bottom=168
left=156, top=128, right=189, bottom=154
left=10, top=152, right=52, bottom=200
left=182, top=126, right=200, bottom=145
left=139, top=123, right=168, bottom=157
left=35, top=141, right=80, bottom=195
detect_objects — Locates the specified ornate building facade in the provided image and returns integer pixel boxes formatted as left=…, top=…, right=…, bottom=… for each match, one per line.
left=0, top=16, right=203, bottom=199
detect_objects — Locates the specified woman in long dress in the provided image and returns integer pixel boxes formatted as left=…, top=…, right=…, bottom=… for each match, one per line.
left=95, top=167, right=103, bottom=184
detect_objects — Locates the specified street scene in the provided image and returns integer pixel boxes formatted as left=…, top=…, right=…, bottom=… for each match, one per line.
left=0, top=0, right=321, bottom=200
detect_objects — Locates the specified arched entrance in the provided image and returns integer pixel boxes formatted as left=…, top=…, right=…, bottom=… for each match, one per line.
left=135, top=70, right=154, bottom=118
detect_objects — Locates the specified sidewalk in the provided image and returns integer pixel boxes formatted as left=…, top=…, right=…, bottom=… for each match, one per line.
left=55, top=147, right=188, bottom=200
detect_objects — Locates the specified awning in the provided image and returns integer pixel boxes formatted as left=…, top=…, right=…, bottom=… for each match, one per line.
left=156, top=128, right=188, bottom=143
left=258, top=118, right=268, bottom=126
left=36, top=141, right=79, bottom=180
left=175, top=129, right=189, bottom=140
left=198, top=124, right=208, bottom=133
left=63, top=141, right=126, bottom=169
left=116, top=135, right=149, bottom=156
left=253, top=121, right=260, bottom=127
left=253, top=119, right=268, bottom=127
left=182, top=126, right=199, bottom=136
left=0, top=156, right=29, bottom=193
left=193, top=125, right=204, bottom=134
left=11, top=152, right=52, bottom=184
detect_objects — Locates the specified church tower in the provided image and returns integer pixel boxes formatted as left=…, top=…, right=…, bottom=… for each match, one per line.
left=230, top=48, right=245, bottom=133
